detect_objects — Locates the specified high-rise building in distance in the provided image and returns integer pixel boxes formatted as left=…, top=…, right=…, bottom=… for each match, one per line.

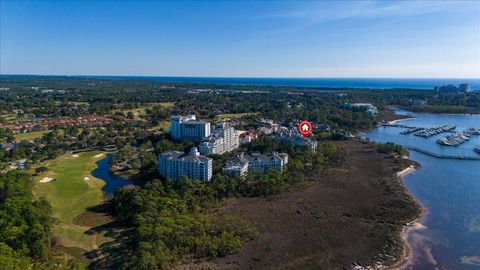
left=170, top=115, right=211, bottom=141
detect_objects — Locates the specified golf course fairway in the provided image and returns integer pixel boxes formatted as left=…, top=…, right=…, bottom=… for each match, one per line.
left=34, top=151, right=112, bottom=253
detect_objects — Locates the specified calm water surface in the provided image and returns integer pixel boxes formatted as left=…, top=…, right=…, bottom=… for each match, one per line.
left=91, top=154, right=132, bottom=195
left=77, top=76, right=480, bottom=90
left=365, top=111, right=480, bottom=270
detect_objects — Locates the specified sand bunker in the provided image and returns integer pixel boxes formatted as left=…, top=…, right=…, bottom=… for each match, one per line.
left=39, top=177, right=54, bottom=183
left=83, top=177, right=91, bottom=181
left=72, top=154, right=79, bottom=157
left=94, top=154, right=103, bottom=158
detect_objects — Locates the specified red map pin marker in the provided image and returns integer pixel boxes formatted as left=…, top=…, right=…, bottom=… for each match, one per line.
left=298, top=120, right=313, bottom=138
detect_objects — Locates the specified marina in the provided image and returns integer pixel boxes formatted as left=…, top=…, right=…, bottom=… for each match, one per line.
left=436, top=128, right=480, bottom=147
left=412, top=125, right=456, bottom=138
left=400, top=127, right=424, bottom=135
left=437, top=131, right=471, bottom=146
left=366, top=111, right=480, bottom=270
left=394, top=123, right=480, bottom=151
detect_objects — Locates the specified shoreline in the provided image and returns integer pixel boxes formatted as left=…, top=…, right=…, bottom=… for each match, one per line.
left=180, top=140, right=425, bottom=270
left=385, top=163, right=426, bottom=270
left=387, top=117, right=416, bottom=125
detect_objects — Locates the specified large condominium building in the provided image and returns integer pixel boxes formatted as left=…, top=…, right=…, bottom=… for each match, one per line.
left=170, top=115, right=211, bottom=141
left=280, top=135, right=318, bottom=151
left=215, top=123, right=239, bottom=151
left=198, top=136, right=224, bottom=155
left=223, top=152, right=289, bottom=177
left=158, top=147, right=212, bottom=181
left=198, top=123, right=240, bottom=156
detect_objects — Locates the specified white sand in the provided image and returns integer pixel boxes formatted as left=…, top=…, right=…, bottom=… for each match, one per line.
left=83, top=177, right=91, bottom=181
left=72, top=154, right=79, bottom=157
left=397, top=165, right=415, bottom=177
left=39, top=177, right=54, bottom=183
left=94, top=153, right=103, bottom=158
left=387, top=117, right=416, bottom=125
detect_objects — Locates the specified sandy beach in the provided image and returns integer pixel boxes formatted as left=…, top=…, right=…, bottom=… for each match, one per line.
left=388, top=117, right=416, bottom=125
left=386, top=165, right=426, bottom=270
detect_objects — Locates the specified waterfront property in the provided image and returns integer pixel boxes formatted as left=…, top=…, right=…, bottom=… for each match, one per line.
left=280, top=135, right=318, bottom=151
left=279, top=127, right=318, bottom=151
left=224, top=152, right=289, bottom=177
left=158, top=147, right=213, bottom=181
left=343, top=102, right=378, bottom=115
left=365, top=111, right=480, bottom=269
left=170, top=115, right=211, bottom=141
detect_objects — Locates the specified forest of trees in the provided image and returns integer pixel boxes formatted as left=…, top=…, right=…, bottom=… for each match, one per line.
left=0, top=170, right=83, bottom=269
left=106, top=137, right=345, bottom=269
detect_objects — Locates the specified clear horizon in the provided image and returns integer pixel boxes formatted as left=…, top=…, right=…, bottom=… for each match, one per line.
left=1, top=1, right=479, bottom=78
left=2, top=74, right=480, bottom=80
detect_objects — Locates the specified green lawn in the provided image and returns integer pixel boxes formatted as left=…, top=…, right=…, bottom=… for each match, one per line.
left=115, top=102, right=174, bottom=121
left=158, top=101, right=175, bottom=108
left=1, top=113, right=28, bottom=121
left=14, top=130, right=50, bottom=142
left=68, top=101, right=90, bottom=105
left=158, top=120, right=170, bottom=130
left=215, top=112, right=259, bottom=121
left=33, top=151, right=111, bottom=252
left=14, top=129, right=67, bottom=142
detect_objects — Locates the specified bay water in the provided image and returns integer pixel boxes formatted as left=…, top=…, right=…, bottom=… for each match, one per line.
left=365, top=111, right=480, bottom=269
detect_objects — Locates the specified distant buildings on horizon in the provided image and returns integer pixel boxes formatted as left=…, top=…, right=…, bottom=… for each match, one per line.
left=434, top=83, right=471, bottom=93
left=343, top=102, right=378, bottom=116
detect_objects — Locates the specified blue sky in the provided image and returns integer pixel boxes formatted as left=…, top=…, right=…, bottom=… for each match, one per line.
left=1, top=0, right=479, bottom=78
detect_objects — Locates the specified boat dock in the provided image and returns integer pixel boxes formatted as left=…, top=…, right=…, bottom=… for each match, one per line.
left=403, top=146, right=480, bottom=160
left=381, top=124, right=457, bottom=137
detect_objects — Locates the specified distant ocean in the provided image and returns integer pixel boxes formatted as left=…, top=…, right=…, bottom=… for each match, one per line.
left=90, top=76, right=480, bottom=90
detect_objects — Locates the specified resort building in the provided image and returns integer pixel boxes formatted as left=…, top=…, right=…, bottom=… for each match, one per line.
left=198, top=123, right=240, bottom=156
left=223, top=152, right=289, bottom=177
left=198, top=136, right=224, bottom=155
left=239, top=131, right=258, bottom=144
left=223, top=153, right=249, bottom=178
left=170, top=115, right=211, bottom=141
left=280, top=135, right=318, bottom=151
left=343, top=103, right=378, bottom=116
left=279, top=128, right=318, bottom=151
left=158, top=147, right=212, bottom=181
left=214, top=123, right=239, bottom=152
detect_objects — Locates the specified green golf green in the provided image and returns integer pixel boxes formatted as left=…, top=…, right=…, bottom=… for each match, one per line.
left=34, top=151, right=112, bottom=252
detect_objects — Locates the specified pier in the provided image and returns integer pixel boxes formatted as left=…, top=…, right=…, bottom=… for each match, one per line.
left=402, top=146, right=480, bottom=161
left=381, top=123, right=456, bottom=132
